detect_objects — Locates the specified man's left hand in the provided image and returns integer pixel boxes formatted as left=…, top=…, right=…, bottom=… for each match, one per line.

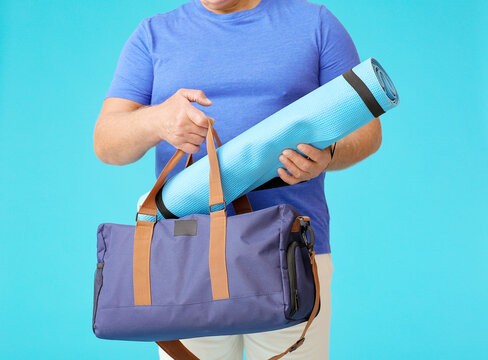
left=278, top=143, right=332, bottom=185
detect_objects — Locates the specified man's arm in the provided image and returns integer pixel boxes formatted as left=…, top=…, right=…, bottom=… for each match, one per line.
left=93, top=89, right=214, bottom=165
left=94, top=98, right=160, bottom=165
left=277, top=118, right=382, bottom=184
left=327, top=117, right=382, bottom=171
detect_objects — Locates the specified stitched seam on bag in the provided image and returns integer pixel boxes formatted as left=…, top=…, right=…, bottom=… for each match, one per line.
left=102, top=231, right=107, bottom=263
left=278, top=205, right=287, bottom=317
left=98, top=291, right=283, bottom=310
left=97, top=224, right=108, bottom=263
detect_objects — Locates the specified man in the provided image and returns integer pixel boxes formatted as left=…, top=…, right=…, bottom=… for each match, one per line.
left=94, top=0, right=382, bottom=358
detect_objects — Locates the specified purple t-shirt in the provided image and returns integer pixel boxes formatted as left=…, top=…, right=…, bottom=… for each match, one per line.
left=106, top=0, right=360, bottom=254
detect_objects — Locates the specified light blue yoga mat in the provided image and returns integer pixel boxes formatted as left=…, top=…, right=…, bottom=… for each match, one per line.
left=153, top=57, right=399, bottom=219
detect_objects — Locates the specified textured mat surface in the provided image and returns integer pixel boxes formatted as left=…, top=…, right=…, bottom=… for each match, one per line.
left=154, top=57, right=399, bottom=219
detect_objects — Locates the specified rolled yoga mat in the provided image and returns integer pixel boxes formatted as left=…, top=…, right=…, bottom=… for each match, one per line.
left=154, top=57, right=399, bottom=219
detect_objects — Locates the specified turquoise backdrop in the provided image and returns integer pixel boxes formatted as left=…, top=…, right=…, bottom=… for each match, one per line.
left=1, top=0, right=486, bottom=359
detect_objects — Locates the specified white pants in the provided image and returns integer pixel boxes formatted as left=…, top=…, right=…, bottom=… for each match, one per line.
left=158, top=253, right=334, bottom=360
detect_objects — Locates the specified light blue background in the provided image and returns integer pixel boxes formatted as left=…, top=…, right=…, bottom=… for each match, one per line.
left=1, top=0, right=486, bottom=359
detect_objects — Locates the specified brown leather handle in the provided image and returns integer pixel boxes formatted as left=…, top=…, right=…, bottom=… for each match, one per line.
left=137, top=121, right=251, bottom=218
left=184, top=127, right=252, bottom=215
left=185, top=153, right=252, bottom=215
left=137, top=149, right=185, bottom=218
left=134, top=120, right=233, bottom=306
left=206, top=120, right=226, bottom=210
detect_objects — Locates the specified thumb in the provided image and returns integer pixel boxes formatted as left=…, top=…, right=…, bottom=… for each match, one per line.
left=179, top=89, right=212, bottom=106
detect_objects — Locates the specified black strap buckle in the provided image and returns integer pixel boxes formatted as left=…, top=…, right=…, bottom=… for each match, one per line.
left=299, top=217, right=315, bottom=254
left=290, top=338, right=305, bottom=352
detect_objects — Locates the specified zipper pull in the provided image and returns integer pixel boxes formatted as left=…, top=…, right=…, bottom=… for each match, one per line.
left=294, top=289, right=300, bottom=314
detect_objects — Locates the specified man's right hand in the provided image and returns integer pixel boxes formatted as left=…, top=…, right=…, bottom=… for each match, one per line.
left=153, top=88, right=213, bottom=154
left=94, top=88, right=213, bottom=165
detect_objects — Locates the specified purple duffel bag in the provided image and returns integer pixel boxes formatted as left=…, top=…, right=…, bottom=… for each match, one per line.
left=93, top=122, right=320, bottom=359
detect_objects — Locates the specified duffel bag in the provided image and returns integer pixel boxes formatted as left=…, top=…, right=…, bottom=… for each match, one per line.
left=92, top=121, right=320, bottom=359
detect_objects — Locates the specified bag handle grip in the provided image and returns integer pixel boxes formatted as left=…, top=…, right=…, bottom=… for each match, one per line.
left=137, top=119, right=251, bottom=219
left=134, top=119, right=233, bottom=306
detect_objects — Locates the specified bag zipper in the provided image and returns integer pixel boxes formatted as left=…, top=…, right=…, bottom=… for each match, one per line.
left=287, top=241, right=306, bottom=317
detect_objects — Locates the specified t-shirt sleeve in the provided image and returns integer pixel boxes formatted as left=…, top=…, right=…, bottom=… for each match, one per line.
left=105, top=19, right=153, bottom=105
left=318, top=6, right=360, bottom=86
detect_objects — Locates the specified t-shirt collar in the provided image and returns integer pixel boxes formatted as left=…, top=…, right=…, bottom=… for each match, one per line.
left=191, top=0, right=270, bottom=22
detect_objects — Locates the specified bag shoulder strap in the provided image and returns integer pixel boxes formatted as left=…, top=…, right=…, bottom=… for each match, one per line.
left=156, top=250, right=321, bottom=360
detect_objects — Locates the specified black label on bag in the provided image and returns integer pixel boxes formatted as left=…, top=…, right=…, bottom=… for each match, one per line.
left=174, top=220, right=198, bottom=236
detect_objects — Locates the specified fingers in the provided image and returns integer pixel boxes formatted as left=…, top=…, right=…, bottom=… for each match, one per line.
left=172, top=109, right=206, bottom=150
left=281, top=149, right=315, bottom=174
left=178, top=143, right=201, bottom=154
left=297, top=143, right=324, bottom=162
left=278, top=145, right=331, bottom=184
left=178, top=88, right=212, bottom=106
left=277, top=167, right=302, bottom=185
left=176, top=133, right=206, bottom=145
left=279, top=152, right=311, bottom=179
left=186, top=108, right=210, bottom=134
left=161, top=89, right=215, bottom=153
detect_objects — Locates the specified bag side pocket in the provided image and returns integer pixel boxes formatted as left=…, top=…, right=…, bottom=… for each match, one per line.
left=287, top=241, right=305, bottom=318
left=92, top=263, right=104, bottom=333
left=286, top=241, right=318, bottom=321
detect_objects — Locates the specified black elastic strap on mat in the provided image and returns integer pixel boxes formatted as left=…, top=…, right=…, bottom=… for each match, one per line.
left=252, top=177, right=305, bottom=191
left=156, top=179, right=276, bottom=219
left=156, top=177, right=297, bottom=218
left=342, top=69, right=385, bottom=118
left=156, top=177, right=300, bottom=218
left=156, top=183, right=178, bottom=219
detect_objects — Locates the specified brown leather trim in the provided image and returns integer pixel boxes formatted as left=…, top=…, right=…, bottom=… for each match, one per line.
left=138, top=150, right=186, bottom=217
left=185, top=126, right=252, bottom=215
left=269, top=250, right=321, bottom=360
left=206, top=122, right=230, bottom=300
left=155, top=250, right=321, bottom=360
left=207, top=122, right=225, bottom=208
left=232, top=195, right=253, bottom=215
left=133, top=150, right=187, bottom=306
left=133, top=220, right=155, bottom=305
left=185, top=153, right=193, bottom=167
left=209, top=208, right=229, bottom=300
left=134, top=121, right=232, bottom=307
left=156, top=340, right=199, bottom=360
left=291, top=216, right=311, bottom=232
